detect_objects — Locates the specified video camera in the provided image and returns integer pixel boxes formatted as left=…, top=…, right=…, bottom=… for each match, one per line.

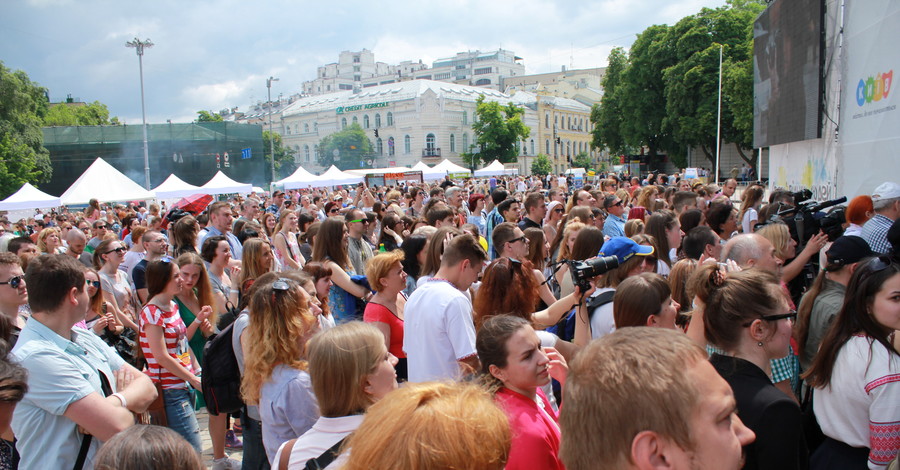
left=567, top=255, right=619, bottom=292
left=775, top=196, right=847, bottom=246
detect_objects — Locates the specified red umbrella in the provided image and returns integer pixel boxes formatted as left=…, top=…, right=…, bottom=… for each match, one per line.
left=173, top=193, right=213, bottom=215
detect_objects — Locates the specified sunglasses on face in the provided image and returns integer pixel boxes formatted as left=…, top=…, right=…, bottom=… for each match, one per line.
left=329, top=209, right=340, bottom=214
left=554, top=208, right=564, bottom=214
left=95, top=224, right=107, bottom=229
left=348, top=219, right=370, bottom=224
left=507, top=236, right=528, bottom=245
left=85, top=279, right=101, bottom=289
left=105, top=247, right=127, bottom=255
left=0, top=276, right=23, bottom=289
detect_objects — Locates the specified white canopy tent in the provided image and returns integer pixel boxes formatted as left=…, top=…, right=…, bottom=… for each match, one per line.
left=199, top=171, right=253, bottom=195
left=274, top=166, right=319, bottom=190
left=314, top=166, right=364, bottom=187
left=565, top=168, right=586, bottom=176
left=412, top=161, right=448, bottom=181
left=60, top=158, right=156, bottom=205
left=344, top=167, right=413, bottom=177
left=474, top=160, right=517, bottom=177
left=0, top=183, right=61, bottom=211
left=151, top=174, right=203, bottom=199
left=432, top=159, right=472, bottom=176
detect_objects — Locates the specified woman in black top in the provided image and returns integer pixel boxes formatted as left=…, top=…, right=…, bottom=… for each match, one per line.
left=701, top=264, right=808, bottom=470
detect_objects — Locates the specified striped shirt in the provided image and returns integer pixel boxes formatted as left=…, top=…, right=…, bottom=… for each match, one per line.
left=140, top=301, right=193, bottom=389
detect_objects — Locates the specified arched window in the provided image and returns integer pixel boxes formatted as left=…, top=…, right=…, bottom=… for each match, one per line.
left=363, top=115, right=370, bottom=129
left=449, top=134, right=456, bottom=152
left=304, top=145, right=310, bottom=163
left=304, top=123, right=309, bottom=133
left=530, top=139, right=535, bottom=155
left=462, top=134, right=469, bottom=152
left=462, top=111, right=468, bottom=126
left=545, top=113, right=549, bottom=128
left=426, top=133, right=436, bottom=150
left=388, top=137, right=395, bottom=156
left=341, top=117, right=347, bottom=130
left=285, top=126, right=291, bottom=135
left=568, top=116, right=572, bottom=129
left=387, top=112, right=394, bottom=126
left=376, top=138, right=383, bottom=155
left=404, top=135, right=411, bottom=154
left=375, top=113, right=382, bottom=128
left=352, top=116, right=358, bottom=126
left=475, top=78, right=491, bottom=86
left=546, top=139, right=550, bottom=154
left=313, top=122, right=318, bottom=132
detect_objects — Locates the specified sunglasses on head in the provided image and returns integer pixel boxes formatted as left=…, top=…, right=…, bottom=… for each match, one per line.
left=743, top=310, right=797, bottom=327
left=0, top=276, right=23, bottom=289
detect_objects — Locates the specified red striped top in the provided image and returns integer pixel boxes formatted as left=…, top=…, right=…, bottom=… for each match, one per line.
left=140, top=301, right=194, bottom=390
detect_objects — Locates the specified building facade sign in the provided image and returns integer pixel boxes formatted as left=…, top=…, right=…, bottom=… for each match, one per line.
left=336, top=102, right=390, bottom=114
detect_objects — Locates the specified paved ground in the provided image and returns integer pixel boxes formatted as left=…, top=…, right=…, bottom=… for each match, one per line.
left=196, top=409, right=244, bottom=469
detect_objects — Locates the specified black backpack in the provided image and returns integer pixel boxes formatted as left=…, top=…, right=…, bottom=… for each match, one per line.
left=201, top=317, right=244, bottom=416
left=546, top=290, right=616, bottom=343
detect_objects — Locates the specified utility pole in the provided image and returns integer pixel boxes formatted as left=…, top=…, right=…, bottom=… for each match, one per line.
left=126, top=38, right=153, bottom=189
left=267, top=76, right=280, bottom=184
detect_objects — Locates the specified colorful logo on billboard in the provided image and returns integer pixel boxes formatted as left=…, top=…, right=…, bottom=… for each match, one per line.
left=856, top=70, right=893, bottom=106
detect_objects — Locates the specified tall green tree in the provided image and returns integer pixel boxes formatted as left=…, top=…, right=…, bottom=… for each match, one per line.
left=317, top=123, right=373, bottom=171
left=0, top=61, right=52, bottom=198
left=573, top=152, right=593, bottom=171
left=471, top=95, right=530, bottom=166
left=196, top=110, right=224, bottom=122
left=531, top=154, right=553, bottom=176
left=43, top=101, right=116, bottom=126
left=263, top=130, right=297, bottom=179
left=591, top=47, right=629, bottom=156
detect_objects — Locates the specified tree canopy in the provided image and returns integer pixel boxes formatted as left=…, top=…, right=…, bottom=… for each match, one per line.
left=317, top=123, right=374, bottom=171
left=531, top=154, right=553, bottom=176
left=471, top=95, right=530, bottom=166
left=263, top=130, right=297, bottom=180
left=0, top=61, right=52, bottom=198
left=196, top=110, right=224, bottom=122
left=43, top=101, right=117, bottom=126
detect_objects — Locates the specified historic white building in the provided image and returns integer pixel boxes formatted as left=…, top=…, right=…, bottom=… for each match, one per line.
left=280, top=79, right=519, bottom=173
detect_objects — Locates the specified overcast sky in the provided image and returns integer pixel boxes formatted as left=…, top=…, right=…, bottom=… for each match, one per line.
left=2, top=0, right=728, bottom=124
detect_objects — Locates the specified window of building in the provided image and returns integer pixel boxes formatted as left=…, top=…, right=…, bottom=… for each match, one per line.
left=352, top=116, right=358, bottom=126
left=462, top=133, right=469, bottom=152
left=314, top=122, right=318, bottom=133
left=475, top=78, right=491, bottom=86
left=286, top=126, right=291, bottom=135
left=363, top=115, right=370, bottom=129
left=530, top=139, right=535, bottom=155
left=304, top=123, right=309, bottom=133
left=353, top=55, right=360, bottom=63
left=388, top=137, right=395, bottom=156
left=404, top=135, right=411, bottom=154
left=353, top=65, right=360, bottom=72
left=339, top=84, right=353, bottom=90
left=474, top=67, right=492, bottom=75
left=545, top=113, right=549, bottom=128
left=426, top=133, right=435, bottom=150
left=376, top=138, right=383, bottom=155
left=341, top=117, right=347, bottom=130
left=462, top=111, right=468, bottom=126
left=314, top=144, right=319, bottom=161
left=387, top=112, right=393, bottom=126
left=546, top=139, right=550, bottom=154
left=375, top=113, right=382, bottom=128
left=450, top=134, right=456, bottom=152
left=304, top=145, right=310, bottom=163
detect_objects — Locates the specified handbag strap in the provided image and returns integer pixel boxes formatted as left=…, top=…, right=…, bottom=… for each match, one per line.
left=73, top=370, right=113, bottom=470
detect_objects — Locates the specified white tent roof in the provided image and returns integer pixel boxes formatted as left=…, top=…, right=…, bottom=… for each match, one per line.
left=200, top=171, right=253, bottom=195
left=151, top=174, right=203, bottom=199
left=0, top=183, right=61, bottom=211
left=565, top=168, right=587, bottom=175
left=60, top=158, right=156, bottom=205
left=433, top=159, right=472, bottom=175
left=314, top=166, right=364, bottom=187
left=474, top=160, right=517, bottom=177
left=274, top=166, right=319, bottom=190
left=412, top=161, right=448, bottom=181
left=344, top=167, right=413, bottom=177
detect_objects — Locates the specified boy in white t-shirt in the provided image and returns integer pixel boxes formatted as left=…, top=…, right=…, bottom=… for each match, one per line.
left=403, top=234, right=487, bottom=382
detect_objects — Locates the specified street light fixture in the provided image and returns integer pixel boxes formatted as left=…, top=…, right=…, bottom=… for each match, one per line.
left=126, top=38, right=153, bottom=189
left=266, top=76, right=279, bottom=184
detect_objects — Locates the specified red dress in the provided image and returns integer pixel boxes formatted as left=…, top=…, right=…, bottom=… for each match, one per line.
left=495, top=387, right=564, bottom=470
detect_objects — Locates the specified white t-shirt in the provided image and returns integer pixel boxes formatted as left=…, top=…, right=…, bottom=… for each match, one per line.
left=589, top=288, right=617, bottom=340
left=273, top=414, right=364, bottom=469
left=741, top=208, right=758, bottom=234
left=403, top=279, right=477, bottom=382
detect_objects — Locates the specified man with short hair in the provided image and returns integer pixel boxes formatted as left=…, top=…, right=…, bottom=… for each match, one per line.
left=233, top=198, right=261, bottom=233
left=492, top=222, right=529, bottom=261
left=426, top=206, right=456, bottom=228
left=602, top=195, right=627, bottom=238
left=573, top=190, right=596, bottom=207
left=682, top=226, right=721, bottom=261
left=445, top=186, right=468, bottom=217
left=720, top=178, right=738, bottom=200
left=132, top=231, right=169, bottom=304
left=672, top=191, right=700, bottom=216
left=484, top=189, right=509, bottom=258
left=404, top=234, right=487, bottom=382
left=345, top=209, right=374, bottom=275
left=200, top=201, right=243, bottom=260
left=518, top=192, right=545, bottom=231
left=497, top=198, right=521, bottom=224
left=12, top=254, right=157, bottom=469
left=266, top=191, right=285, bottom=218
left=0, top=252, right=28, bottom=345
left=85, top=220, right=109, bottom=256
left=861, top=181, right=900, bottom=254
left=548, top=188, right=566, bottom=204
left=560, top=327, right=754, bottom=470
left=7, top=237, right=38, bottom=270
left=64, top=228, right=90, bottom=267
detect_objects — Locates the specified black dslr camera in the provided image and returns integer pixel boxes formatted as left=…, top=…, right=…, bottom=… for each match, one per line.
left=567, top=255, right=619, bottom=292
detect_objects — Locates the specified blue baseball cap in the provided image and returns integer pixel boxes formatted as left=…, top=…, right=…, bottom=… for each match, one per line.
left=598, top=237, right=655, bottom=264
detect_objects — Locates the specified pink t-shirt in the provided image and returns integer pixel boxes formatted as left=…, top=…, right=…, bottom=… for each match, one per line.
left=495, top=387, right=564, bottom=470
left=363, top=302, right=405, bottom=358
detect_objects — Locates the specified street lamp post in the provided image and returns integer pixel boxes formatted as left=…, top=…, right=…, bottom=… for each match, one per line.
left=266, top=76, right=279, bottom=184
left=126, top=38, right=153, bottom=189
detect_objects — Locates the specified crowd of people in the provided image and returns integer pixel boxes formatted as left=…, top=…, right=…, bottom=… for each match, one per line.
left=0, top=172, right=899, bottom=469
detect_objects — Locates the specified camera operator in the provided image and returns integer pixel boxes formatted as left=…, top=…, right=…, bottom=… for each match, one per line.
left=861, top=181, right=900, bottom=254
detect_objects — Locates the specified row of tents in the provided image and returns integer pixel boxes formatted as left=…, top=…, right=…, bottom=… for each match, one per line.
left=0, top=157, right=518, bottom=212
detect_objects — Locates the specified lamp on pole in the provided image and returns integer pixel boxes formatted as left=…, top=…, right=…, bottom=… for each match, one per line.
left=126, top=38, right=153, bottom=189
left=266, top=76, right=279, bottom=184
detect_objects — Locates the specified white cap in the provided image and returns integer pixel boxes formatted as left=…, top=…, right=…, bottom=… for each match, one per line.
left=872, top=182, right=900, bottom=202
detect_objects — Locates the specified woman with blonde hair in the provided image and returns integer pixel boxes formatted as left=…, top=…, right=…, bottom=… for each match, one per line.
left=239, top=238, right=275, bottom=303
left=241, top=275, right=320, bottom=463
left=623, top=218, right=644, bottom=237
left=273, top=211, right=304, bottom=270
left=341, top=382, right=511, bottom=470
left=36, top=227, right=63, bottom=254
left=273, top=322, right=398, bottom=469
left=364, top=251, right=409, bottom=381
left=93, top=239, right=140, bottom=332
left=756, top=221, right=827, bottom=285
left=551, top=221, right=587, bottom=297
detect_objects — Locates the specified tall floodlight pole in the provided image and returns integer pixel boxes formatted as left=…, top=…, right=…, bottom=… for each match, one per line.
left=714, top=44, right=723, bottom=186
left=126, top=38, right=153, bottom=189
left=267, top=76, right=279, bottom=184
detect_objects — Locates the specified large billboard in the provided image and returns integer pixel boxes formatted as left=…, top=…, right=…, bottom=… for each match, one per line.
left=753, top=0, right=824, bottom=148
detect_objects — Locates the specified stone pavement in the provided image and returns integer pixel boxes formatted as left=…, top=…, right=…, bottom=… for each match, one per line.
left=196, top=409, right=244, bottom=469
